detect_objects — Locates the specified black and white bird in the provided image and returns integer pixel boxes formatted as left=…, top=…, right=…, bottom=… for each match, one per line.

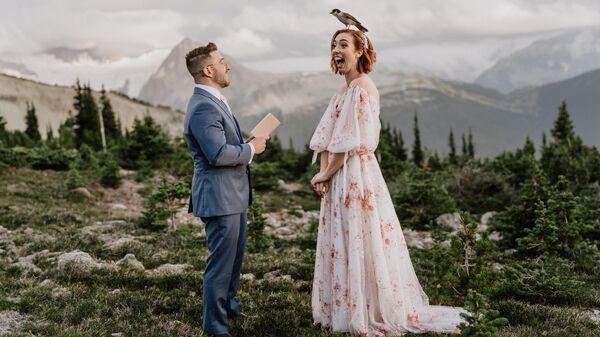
left=330, top=9, right=368, bottom=32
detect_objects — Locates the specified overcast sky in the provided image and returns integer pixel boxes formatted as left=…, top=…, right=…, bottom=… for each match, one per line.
left=2, top=0, right=600, bottom=57
left=1, top=0, right=599, bottom=94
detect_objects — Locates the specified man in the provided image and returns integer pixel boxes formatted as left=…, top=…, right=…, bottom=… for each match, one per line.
left=183, top=42, right=268, bottom=337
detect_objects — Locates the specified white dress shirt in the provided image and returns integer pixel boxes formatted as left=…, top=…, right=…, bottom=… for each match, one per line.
left=195, top=84, right=255, bottom=163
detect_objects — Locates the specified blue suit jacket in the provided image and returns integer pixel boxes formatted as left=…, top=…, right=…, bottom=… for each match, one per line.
left=184, top=87, right=253, bottom=217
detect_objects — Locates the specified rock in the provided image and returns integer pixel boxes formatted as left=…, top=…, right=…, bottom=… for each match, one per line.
left=0, top=310, right=31, bottom=335
left=39, top=279, right=54, bottom=287
left=277, top=179, right=304, bottom=193
left=0, top=226, right=8, bottom=235
left=116, top=254, right=145, bottom=271
left=192, top=231, right=206, bottom=239
left=586, top=309, right=600, bottom=324
left=150, top=251, right=169, bottom=264
left=110, top=203, right=128, bottom=210
left=262, top=270, right=293, bottom=282
left=104, top=220, right=128, bottom=226
left=111, top=333, right=124, bottom=337
left=435, top=212, right=463, bottom=231
left=51, top=286, right=72, bottom=299
left=57, top=251, right=102, bottom=273
left=402, top=229, right=434, bottom=249
left=148, top=263, right=192, bottom=276
left=6, top=297, right=21, bottom=304
left=263, top=270, right=281, bottom=280
left=70, top=187, right=93, bottom=200
left=241, top=273, right=256, bottom=281
left=103, top=236, right=143, bottom=253
left=480, top=211, right=497, bottom=227
left=11, top=261, right=42, bottom=273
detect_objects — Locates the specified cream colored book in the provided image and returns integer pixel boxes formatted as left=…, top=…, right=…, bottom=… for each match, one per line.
left=246, top=113, right=281, bottom=142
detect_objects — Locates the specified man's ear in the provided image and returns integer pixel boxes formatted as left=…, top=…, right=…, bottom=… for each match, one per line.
left=201, top=65, right=212, bottom=78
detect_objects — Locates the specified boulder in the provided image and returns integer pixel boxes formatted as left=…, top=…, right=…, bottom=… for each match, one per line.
left=116, top=254, right=145, bottom=271
left=57, top=251, right=102, bottom=273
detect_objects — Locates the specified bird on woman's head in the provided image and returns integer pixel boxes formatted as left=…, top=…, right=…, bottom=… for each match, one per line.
left=330, top=9, right=368, bottom=32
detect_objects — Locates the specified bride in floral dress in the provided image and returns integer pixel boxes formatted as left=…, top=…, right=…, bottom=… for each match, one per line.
left=309, top=29, right=466, bottom=336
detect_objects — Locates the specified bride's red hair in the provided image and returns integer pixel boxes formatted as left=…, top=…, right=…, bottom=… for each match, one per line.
left=330, top=29, right=376, bottom=75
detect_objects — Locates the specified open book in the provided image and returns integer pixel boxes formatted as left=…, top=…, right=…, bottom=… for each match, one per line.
left=245, top=113, right=281, bottom=142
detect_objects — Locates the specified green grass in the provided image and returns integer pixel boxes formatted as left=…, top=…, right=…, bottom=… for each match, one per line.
left=0, top=168, right=598, bottom=337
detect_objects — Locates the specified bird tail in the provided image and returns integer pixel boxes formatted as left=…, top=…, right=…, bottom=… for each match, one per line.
left=356, top=23, right=368, bottom=33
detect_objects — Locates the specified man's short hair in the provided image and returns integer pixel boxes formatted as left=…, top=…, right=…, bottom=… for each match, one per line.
left=185, top=42, right=218, bottom=80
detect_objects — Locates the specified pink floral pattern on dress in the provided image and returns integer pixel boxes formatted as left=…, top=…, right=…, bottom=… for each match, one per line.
left=309, top=83, right=466, bottom=336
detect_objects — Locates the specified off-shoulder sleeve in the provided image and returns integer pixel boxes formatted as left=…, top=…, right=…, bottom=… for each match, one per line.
left=309, top=95, right=338, bottom=153
left=327, top=85, right=375, bottom=153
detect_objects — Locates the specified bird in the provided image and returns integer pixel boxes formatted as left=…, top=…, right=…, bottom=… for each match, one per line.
left=330, top=9, right=368, bottom=32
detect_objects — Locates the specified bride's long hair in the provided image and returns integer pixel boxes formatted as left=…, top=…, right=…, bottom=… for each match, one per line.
left=330, top=29, right=377, bottom=75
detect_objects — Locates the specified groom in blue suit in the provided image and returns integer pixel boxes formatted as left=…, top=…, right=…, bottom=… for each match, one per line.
left=183, top=42, right=268, bottom=337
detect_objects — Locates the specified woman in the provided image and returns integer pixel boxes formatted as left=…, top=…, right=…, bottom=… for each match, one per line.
left=309, top=29, right=466, bottom=336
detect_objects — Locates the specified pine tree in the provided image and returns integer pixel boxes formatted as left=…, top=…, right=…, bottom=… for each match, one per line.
left=458, top=290, right=508, bottom=336
left=246, top=193, right=273, bottom=253
left=467, top=128, right=475, bottom=158
left=74, top=81, right=102, bottom=149
left=45, top=123, right=54, bottom=141
left=0, top=115, right=10, bottom=147
left=461, top=133, right=468, bottom=157
left=541, top=131, right=547, bottom=149
left=100, top=153, right=122, bottom=188
left=551, top=100, right=574, bottom=144
left=58, top=111, right=77, bottom=149
left=412, top=111, right=423, bottom=166
left=392, top=127, right=407, bottom=161
left=25, top=102, right=41, bottom=142
left=99, top=86, right=121, bottom=141
left=448, top=128, right=457, bottom=164
left=523, top=136, right=535, bottom=157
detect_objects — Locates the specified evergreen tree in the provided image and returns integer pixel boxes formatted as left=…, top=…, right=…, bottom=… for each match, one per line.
left=45, top=123, right=54, bottom=142
left=0, top=115, right=10, bottom=147
left=461, top=133, right=468, bottom=157
left=392, top=127, right=407, bottom=161
left=541, top=131, right=547, bottom=149
left=246, top=193, right=273, bottom=253
left=100, top=153, right=122, bottom=188
left=138, top=174, right=189, bottom=230
left=412, top=111, right=423, bottom=166
left=74, top=81, right=102, bottom=149
left=448, top=128, right=457, bottom=164
left=118, top=115, right=172, bottom=168
left=523, top=136, right=535, bottom=157
left=551, top=100, right=574, bottom=144
left=458, top=290, right=508, bottom=336
left=467, top=128, right=475, bottom=158
left=99, top=86, right=121, bottom=141
left=25, top=102, right=41, bottom=142
left=58, top=111, right=77, bottom=149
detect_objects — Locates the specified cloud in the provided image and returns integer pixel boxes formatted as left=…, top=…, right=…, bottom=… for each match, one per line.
left=216, top=28, right=276, bottom=58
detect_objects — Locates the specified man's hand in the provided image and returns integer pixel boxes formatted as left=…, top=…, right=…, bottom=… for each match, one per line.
left=249, top=136, right=268, bottom=154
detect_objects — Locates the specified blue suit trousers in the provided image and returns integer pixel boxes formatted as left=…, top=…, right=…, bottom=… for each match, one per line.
left=201, top=212, right=247, bottom=335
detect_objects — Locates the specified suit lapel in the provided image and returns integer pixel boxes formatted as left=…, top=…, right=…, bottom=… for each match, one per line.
left=194, top=88, right=243, bottom=142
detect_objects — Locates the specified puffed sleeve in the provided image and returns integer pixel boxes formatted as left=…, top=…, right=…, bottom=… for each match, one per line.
left=309, top=94, right=338, bottom=153
left=327, top=85, right=376, bottom=153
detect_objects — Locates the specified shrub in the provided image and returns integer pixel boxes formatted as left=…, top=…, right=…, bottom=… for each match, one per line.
left=99, top=154, right=122, bottom=188
left=458, top=290, right=508, bottom=337
left=138, top=175, right=189, bottom=231
left=392, top=166, right=457, bottom=229
left=246, top=194, right=273, bottom=253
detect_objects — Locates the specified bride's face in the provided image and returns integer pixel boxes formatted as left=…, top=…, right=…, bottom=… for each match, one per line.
left=331, top=32, right=362, bottom=75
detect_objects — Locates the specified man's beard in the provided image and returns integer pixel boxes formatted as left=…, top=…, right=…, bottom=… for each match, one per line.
left=215, top=72, right=230, bottom=88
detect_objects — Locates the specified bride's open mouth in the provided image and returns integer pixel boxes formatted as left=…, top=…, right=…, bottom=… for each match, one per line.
left=334, top=55, right=345, bottom=67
